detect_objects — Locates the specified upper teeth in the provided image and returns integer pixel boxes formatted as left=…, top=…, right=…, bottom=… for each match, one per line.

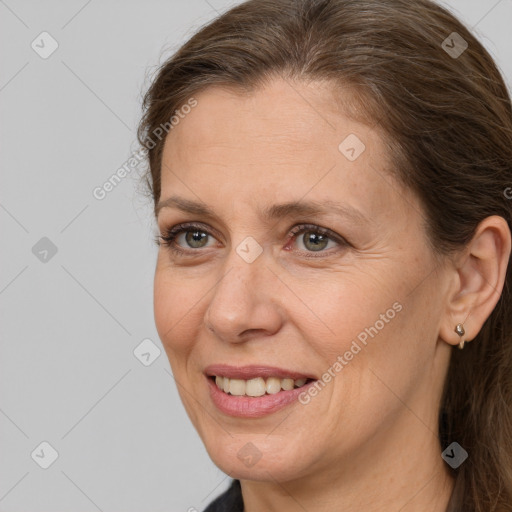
left=215, top=376, right=308, bottom=397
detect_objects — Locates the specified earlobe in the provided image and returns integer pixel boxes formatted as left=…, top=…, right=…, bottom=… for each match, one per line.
left=439, top=215, right=511, bottom=349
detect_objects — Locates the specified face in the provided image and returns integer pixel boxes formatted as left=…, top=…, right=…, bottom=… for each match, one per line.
left=154, top=77, right=452, bottom=484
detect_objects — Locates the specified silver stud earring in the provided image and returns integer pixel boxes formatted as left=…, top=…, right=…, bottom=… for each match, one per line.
left=455, top=323, right=466, bottom=350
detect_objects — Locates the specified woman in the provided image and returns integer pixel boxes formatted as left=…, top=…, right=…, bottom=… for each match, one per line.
left=138, top=0, right=512, bottom=510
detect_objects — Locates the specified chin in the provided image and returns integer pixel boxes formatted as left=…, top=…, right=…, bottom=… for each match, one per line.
left=201, top=430, right=314, bottom=482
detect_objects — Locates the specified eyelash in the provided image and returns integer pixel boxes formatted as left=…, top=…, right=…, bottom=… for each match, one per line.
left=156, top=222, right=350, bottom=258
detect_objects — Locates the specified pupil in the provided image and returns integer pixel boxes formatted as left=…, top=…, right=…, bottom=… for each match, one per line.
left=186, top=230, right=207, bottom=247
left=305, top=232, right=327, bottom=251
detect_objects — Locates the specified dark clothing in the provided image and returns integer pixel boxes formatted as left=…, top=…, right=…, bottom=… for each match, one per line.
left=203, top=479, right=243, bottom=512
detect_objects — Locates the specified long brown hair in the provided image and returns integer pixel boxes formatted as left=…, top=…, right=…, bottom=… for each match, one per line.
left=137, top=1, right=512, bottom=509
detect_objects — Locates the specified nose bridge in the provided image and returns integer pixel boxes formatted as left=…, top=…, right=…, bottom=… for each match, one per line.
left=208, top=244, right=263, bottom=319
left=217, top=229, right=269, bottom=296
left=204, top=242, right=280, bottom=340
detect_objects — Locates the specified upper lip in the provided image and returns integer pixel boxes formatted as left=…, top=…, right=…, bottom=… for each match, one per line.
left=204, top=364, right=317, bottom=381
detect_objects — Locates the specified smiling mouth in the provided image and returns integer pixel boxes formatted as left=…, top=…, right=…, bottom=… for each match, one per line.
left=210, top=375, right=314, bottom=397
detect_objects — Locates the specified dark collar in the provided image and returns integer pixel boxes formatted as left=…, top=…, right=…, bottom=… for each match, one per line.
left=203, top=479, right=243, bottom=512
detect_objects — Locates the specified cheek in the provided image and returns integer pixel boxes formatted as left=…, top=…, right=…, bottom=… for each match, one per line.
left=293, top=269, right=402, bottom=355
left=294, top=269, right=416, bottom=407
left=153, top=266, right=200, bottom=357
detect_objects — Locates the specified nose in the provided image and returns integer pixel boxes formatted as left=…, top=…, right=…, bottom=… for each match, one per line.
left=203, top=249, right=283, bottom=344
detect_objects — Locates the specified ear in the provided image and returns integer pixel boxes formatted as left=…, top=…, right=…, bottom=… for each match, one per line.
left=439, top=215, right=511, bottom=348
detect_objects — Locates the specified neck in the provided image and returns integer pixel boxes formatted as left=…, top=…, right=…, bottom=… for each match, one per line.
left=240, top=414, right=455, bottom=512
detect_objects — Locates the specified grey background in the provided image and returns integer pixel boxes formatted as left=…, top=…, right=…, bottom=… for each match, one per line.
left=0, top=1, right=511, bottom=511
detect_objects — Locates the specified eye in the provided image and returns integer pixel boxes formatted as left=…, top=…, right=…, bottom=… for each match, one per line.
left=157, top=222, right=217, bottom=256
left=156, top=222, right=349, bottom=257
left=287, top=224, right=349, bottom=257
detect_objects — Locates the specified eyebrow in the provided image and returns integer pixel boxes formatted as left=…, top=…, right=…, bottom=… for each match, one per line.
left=156, top=195, right=369, bottom=226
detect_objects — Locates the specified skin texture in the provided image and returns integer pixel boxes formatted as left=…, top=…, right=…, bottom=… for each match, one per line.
left=153, top=77, right=511, bottom=511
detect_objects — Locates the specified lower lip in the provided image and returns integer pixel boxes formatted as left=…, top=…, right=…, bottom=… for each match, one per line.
left=207, top=377, right=317, bottom=418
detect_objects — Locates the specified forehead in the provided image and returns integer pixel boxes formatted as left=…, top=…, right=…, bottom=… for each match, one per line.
left=164, top=78, right=377, bottom=158
left=159, top=78, right=409, bottom=224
